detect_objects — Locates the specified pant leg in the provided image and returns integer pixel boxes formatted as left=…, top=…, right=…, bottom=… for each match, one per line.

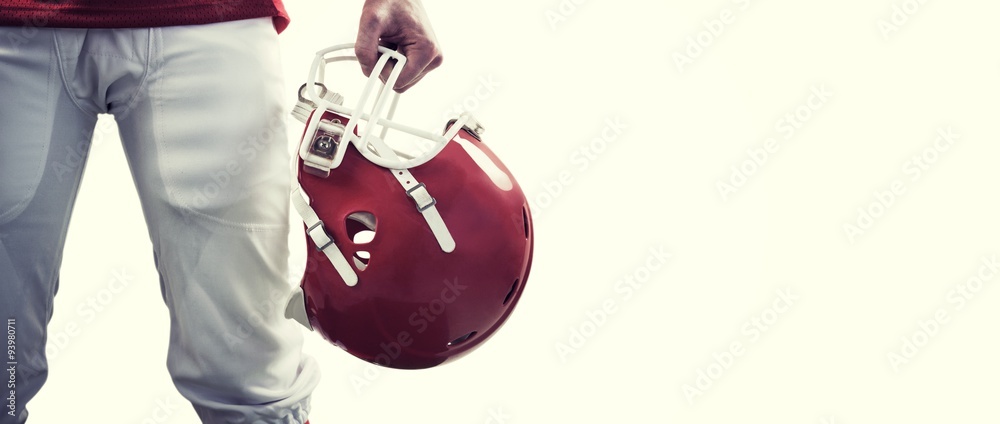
left=112, top=19, right=318, bottom=424
left=0, top=29, right=99, bottom=424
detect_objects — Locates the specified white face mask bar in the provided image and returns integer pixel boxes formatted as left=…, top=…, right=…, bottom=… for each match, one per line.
left=300, top=43, right=473, bottom=173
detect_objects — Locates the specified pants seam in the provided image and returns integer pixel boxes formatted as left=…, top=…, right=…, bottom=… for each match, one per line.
left=0, top=36, right=57, bottom=225
left=114, top=27, right=156, bottom=121
left=52, top=30, right=98, bottom=117
left=149, top=24, right=289, bottom=232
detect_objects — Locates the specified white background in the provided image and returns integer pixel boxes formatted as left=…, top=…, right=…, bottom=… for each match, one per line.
left=28, top=0, right=1000, bottom=423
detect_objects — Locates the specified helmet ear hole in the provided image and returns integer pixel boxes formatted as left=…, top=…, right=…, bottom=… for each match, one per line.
left=346, top=211, right=377, bottom=243
left=346, top=212, right=377, bottom=271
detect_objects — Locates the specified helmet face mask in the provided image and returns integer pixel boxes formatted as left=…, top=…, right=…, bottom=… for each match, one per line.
left=285, top=44, right=534, bottom=369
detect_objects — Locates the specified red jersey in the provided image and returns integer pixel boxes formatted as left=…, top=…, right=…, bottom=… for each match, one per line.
left=0, top=0, right=290, bottom=33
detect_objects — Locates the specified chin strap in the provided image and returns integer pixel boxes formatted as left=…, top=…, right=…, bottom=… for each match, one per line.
left=291, top=186, right=358, bottom=286
left=363, top=133, right=456, bottom=253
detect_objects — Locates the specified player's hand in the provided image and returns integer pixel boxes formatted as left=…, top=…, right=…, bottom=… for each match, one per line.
left=355, top=0, right=443, bottom=92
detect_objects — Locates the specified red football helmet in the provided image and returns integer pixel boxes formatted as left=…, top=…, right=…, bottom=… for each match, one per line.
left=284, top=44, right=534, bottom=369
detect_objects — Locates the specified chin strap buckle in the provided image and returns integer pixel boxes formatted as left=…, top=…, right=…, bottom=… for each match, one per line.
left=406, top=182, right=437, bottom=212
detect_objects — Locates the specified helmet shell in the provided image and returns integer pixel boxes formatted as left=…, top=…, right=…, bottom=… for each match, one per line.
left=299, top=112, right=534, bottom=369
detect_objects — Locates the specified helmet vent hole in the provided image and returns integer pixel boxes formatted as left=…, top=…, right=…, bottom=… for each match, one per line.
left=447, top=331, right=477, bottom=347
left=353, top=251, right=370, bottom=271
left=503, top=279, right=519, bottom=305
left=346, top=212, right=377, bottom=271
left=521, top=206, right=529, bottom=239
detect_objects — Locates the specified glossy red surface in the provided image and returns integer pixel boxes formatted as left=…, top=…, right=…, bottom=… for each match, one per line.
left=298, top=111, right=534, bottom=369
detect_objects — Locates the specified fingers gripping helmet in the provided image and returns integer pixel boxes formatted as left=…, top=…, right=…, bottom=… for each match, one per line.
left=284, top=44, right=534, bottom=369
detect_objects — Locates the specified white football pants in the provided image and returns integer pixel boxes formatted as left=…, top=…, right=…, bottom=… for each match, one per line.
left=0, top=18, right=318, bottom=423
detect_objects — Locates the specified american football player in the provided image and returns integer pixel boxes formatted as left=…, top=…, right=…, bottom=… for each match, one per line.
left=0, top=1, right=441, bottom=422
